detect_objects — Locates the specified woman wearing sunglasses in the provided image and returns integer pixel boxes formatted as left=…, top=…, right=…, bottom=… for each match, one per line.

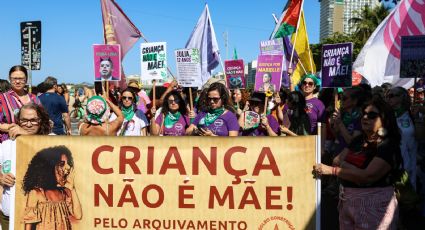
left=186, top=82, right=239, bottom=136
left=299, top=74, right=325, bottom=135
left=314, top=97, right=401, bottom=229
left=280, top=91, right=311, bottom=136
left=110, top=88, right=148, bottom=136
left=239, top=92, right=279, bottom=136
left=151, top=91, right=189, bottom=136
left=386, top=87, right=417, bottom=191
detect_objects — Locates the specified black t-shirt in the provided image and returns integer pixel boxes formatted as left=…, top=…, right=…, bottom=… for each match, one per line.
left=341, top=135, right=402, bottom=188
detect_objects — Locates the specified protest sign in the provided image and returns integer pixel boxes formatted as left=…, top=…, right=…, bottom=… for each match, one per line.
left=14, top=136, right=317, bottom=229
left=20, top=21, right=41, bottom=70
left=260, top=38, right=284, bottom=55
left=400, top=35, right=425, bottom=78
left=175, top=48, right=202, bottom=88
left=255, top=55, right=283, bottom=93
left=93, top=44, right=121, bottom=81
left=321, top=43, right=353, bottom=88
left=242, top=111, right=260, bottom=130
left=141, top=42, right=167, bottom=84
left=224, top=60, right=245, bottom=89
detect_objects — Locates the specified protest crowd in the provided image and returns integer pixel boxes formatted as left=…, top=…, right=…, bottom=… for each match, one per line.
left=1, top=0, right=425, bottom=229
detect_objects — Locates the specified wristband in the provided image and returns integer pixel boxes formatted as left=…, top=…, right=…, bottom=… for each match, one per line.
left=332, top=167, right=337, bottom=176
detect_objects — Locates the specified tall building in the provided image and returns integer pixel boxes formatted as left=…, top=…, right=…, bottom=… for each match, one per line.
left=343, top=0, right=380, bottom=34
left=319, top=0, right=345, bottom=41
left=319, top=0, right=380, bottom=41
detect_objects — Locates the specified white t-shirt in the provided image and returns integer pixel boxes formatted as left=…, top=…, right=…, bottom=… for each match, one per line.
left=0, top=140, right=16, bottom=217
left=110, top=110, right=148, bottom=136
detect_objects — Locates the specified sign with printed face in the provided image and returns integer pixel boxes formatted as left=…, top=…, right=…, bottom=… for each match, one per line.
left=93, top=44, right=121, bottom=81
left=255, top=55, right=283, bottom=93
left=175, top=48, right=202, bottom=88
left=321, top=42, right=353, bottom=88
left=20, top=21, right=42, bottom=70
left=14, top=136, right=317, bottom=229
left=141, top=42, right=167, bottom=84
left=224, top=59, right=245, bottom=89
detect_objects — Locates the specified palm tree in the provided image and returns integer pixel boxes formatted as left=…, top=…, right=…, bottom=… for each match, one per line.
left=350, top=4, right=390, bottom=43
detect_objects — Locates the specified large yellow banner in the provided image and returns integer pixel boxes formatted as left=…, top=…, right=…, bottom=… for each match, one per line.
left=14, top=136, right=317, bottom=229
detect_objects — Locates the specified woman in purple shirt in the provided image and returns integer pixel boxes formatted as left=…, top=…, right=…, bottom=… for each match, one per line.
left=151, top=91, right=190, bottom=136
left=187, top=83, right=239, bottom=136
left=299, top=74, right=325, bottom=134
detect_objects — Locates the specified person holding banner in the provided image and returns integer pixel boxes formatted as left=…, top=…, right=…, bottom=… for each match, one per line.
left=314, top=97, right=401, bottom=230
left=0, top=65, right=41, bottom=142
left=187, top=82, right=239, bottom=136
left=299, top=74, right=325, bottom=134
left=239, top=92, right=279, bottom=136
left=78, top=96, right=124, bottom=136
left=110, top=88, right=148, bottom=136
left=151, top=91, right=190, bottom=136
left=22, top=146, right=82, bottom=229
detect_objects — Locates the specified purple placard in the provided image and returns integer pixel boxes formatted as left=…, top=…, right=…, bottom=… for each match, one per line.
left=224, top=59, right=245, bottom=89
left=93, top=44, right=121, bottom=81
left=254, top=55, right=283, bottom=93
left=321, top=42, right=352, bottom=88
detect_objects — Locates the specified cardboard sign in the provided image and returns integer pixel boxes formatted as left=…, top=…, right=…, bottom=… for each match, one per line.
left=400, top=35, right=425, bottom=78
left=13, top=136, right=317, bottom=229
left=93, top=44, right=121, bottom=81
left=175, top=48, right=202, bottom=88
left=20, top=21, right=41, bottom=70
left=141, top=42, right=167, bottom=84
left=321, top=43, right=353, bottom=88
left=224, top=59, right=245, bottom=89
left=255, top=55, right=283, bottom=93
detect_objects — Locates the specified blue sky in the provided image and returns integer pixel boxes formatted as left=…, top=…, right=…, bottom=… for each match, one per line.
left=0, top=0, right=322, bottom=84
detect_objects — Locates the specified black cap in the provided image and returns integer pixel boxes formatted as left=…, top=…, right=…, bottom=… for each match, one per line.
left=249, top=92, right=265, bottom=102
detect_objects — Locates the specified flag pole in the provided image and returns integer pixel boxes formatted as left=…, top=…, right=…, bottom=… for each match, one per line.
left=289, top=0, right=305, bottom=71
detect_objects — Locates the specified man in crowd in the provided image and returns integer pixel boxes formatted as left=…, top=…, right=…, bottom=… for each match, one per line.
left=39, top=76, right=71, bottom=135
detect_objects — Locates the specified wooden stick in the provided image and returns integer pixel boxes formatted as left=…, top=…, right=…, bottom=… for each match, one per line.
left=152, top=80, right=156, bottom=109
left=189, top=87, right=194, bottom=111
left=334, top=88, right=339, bottom=112
left=264, top=96, right=268, bottom=116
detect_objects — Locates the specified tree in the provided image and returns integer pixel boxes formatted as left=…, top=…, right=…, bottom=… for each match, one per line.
left=349, top=4, right=390, bottom=44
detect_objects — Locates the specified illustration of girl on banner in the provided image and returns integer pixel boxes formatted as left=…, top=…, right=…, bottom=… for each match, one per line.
left=21, top=146, right=82, bottom=229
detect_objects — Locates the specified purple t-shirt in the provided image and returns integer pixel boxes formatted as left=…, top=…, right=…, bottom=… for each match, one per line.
left=335, top=112, right=362, bottom=153
left=193, top=110, right=240, bottom=136
left=305, top=98, right=325, bottom=134
left=240, top=114, right=280, bottom=136
left=156, top=114, right=190, bottom=136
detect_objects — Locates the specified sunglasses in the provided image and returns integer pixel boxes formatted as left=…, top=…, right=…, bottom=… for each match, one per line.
left=168, top=98, right=180, bottom=104
left=122, top=96, right=133, bottom=101
left=302, top=81, right=314, bottom=87
left=208, top=97, right=221, bottom=103
left=362, top=111, right=380, bottom=120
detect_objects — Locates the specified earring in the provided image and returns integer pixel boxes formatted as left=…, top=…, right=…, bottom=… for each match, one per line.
left=377, top=127, right=387, bottom=137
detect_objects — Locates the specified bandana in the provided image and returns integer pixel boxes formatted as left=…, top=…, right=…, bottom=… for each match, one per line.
left=85, top=96, right=109, bottom=125
left=203, top=107, right=225, bottom=126
left=122, top=105, right=135, bottom=121
left=164, top=112, right=181, bottom=128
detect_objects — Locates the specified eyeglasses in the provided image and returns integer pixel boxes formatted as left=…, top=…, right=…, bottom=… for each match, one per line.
left=122, top=96, right=133, bottom=101
left=302, top=81, right=314, bottom=87
left=208, top=97, right=221, bottom=103
left=10, top=77, right=26, bottom=83
left=386, top=93, right=400, bottom=99
left=168, top=98, right=180, bottom=104
left=19, top=119, right=40, bottom=126
left=362, top=111, right=380, bottom=120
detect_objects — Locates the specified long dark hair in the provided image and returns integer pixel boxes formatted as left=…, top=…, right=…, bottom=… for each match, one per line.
left=203, top=82, right=234, bottom=112
left=22, top=146, right=74, bottom=194
left=18, top=103, right=51, bottom=135
left=287, top=91, right=311, bottom=135
left=119, top=88, right=137, bottom=111
left=161, top=90, right=187, bottom=116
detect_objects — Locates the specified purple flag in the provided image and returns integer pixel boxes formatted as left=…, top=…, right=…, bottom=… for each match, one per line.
left=101, top=0, right=142, bottom=88
left=185, top=4, right=221, bottom=88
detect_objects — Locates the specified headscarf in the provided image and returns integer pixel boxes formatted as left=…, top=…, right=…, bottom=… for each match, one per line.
left=85, top=96, right=109, bottom=125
